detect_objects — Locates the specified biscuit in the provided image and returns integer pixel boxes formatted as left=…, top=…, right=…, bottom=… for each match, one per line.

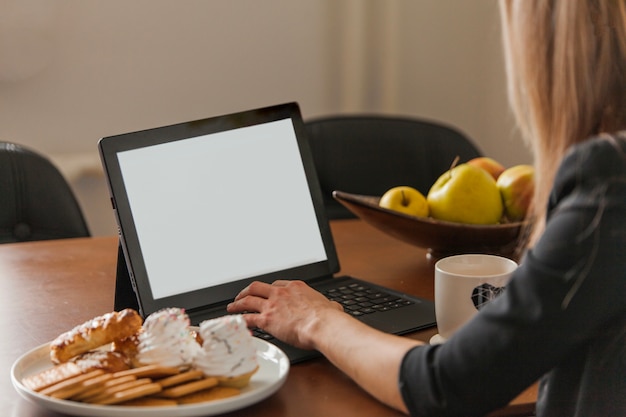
left=64, top=372, right=115, bottom=400
left=92, top=382, right=162, bottom=405
left=22, top=362, right=83, bottom=392
left=158, top=377, right=218, bottom=398
left=156, top=369, right=204, bottom=388
left=74, top=375, right=137, bottom=402
left=40, top=370, right=105, bottom=399
left=113, top=364, right=180, bottom=379
left=69, top=373, right=117, bottom=401
left=84, top=378, right=152, bottom=403
left=177, top=386, right=241, bottom=404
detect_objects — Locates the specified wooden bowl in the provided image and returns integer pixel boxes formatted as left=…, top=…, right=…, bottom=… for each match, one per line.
left=333, top=190, right=526, bottom=260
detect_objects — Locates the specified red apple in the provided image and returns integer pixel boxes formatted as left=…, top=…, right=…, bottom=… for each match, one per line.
left=496, top=164, right=535, bottom=221
left=468, top=157, right=506, bottom=180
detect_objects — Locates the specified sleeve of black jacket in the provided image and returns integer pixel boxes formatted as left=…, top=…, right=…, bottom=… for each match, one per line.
left=399, top=133, right=626, bottom=417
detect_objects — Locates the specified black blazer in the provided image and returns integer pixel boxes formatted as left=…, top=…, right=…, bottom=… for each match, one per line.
left=399, top=132, right=626, bottom=417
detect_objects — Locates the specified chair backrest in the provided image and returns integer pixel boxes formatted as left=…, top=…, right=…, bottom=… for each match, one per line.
left=0, top=142, right=90, bottom=243
left=304, top=115, right=482, bottom=219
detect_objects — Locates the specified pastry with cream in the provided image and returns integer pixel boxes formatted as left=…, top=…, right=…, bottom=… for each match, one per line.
left=194, top=314, right=258, bottom=388
left=135, top=308, right=201, bottom=368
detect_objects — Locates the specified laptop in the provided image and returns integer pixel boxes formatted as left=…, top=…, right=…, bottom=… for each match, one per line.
left=99, top=102, right=435, bottom=364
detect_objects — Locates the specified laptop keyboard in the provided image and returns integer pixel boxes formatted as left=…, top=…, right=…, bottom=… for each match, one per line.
left=252, top=282, right=415, bottom=341
left=323, top=282, right=415, bottom=316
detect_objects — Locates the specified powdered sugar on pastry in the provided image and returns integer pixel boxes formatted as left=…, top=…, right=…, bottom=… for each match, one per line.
left=49, top=309, right=142, bottom=364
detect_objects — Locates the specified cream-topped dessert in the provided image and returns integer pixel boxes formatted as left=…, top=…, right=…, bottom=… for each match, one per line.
left=136, top=308, right=201, bottom=368
left=194, top=315, right=258, bottom=387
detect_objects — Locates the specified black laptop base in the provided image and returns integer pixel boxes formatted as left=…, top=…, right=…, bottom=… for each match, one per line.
left=114, top=245, right=436, bottom=364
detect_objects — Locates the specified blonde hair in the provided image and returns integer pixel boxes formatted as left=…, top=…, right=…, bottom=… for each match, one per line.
left=499, top=0, right=626, bottom=245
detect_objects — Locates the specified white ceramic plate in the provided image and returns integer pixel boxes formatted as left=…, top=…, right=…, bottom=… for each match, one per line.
left=11, top=338, right=289, bottom=417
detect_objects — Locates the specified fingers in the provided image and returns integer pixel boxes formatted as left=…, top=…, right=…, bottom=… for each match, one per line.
left=228, top=281, right=277, bottom=317
left=232, top=279, right=304, bottom=302
left=228, top=279, right=326, bottom=319
left=233, top=281, right=272, bottom=301
left=228, top=281, right=278, bottom=315
left=227, top=294, right=264, bottom=313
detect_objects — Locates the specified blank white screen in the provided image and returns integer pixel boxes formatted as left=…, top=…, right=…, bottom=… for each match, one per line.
left=117, top=119, right=327, bottom=299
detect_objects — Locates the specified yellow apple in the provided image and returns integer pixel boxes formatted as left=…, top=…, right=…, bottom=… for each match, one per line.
left=497, top=164, right=534, bottom=221
left=468, top=157, right=506, bottom=180
left=427, top=164, right=503, bottom=225
left=379, top=186, right=429, bottom=217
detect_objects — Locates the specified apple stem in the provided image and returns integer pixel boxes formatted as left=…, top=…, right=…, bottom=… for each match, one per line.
left=447, top=156, right=460, bottom=180
left=401, top=190, right=408, bottom=206
left=450, top=155, right=460, bottom=171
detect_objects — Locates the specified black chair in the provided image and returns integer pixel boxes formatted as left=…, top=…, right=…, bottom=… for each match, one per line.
left=0, top=142, right=90, bottom=243
left=304, top=115, right=482, bottom=219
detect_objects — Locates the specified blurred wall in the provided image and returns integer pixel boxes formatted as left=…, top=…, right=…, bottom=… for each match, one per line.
left=0, top=0, right=531, bottom=236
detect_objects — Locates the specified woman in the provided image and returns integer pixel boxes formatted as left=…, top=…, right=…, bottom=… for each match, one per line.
left=228, top=1, right=626, bottom=415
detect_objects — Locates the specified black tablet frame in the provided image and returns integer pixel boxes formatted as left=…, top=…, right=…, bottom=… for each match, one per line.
left=100, top=102, right=338, bottom=317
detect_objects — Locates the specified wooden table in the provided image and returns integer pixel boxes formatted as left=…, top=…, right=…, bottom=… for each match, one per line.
left=0, top=219, right=537, bottom=416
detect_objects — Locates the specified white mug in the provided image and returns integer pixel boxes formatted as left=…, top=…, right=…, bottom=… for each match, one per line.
left=434, top=254, right=517, bottom=342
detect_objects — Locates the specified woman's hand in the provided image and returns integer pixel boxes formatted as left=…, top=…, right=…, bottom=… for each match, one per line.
left=227, top=280, right=344, bottom=350
left=228, top=279, right=422, bottom=413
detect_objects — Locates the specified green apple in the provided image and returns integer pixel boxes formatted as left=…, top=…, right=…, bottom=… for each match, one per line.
left=427, top=164, right=503, bottom=224
left=379, top=186, right=429, bottom=217
left=497, top=164, right=534, bottom=221
left=467, top=157, right=506, bottom=180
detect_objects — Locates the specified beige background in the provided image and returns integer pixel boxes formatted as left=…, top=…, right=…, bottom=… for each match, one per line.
left=0, top=0, right=531, bottom=236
